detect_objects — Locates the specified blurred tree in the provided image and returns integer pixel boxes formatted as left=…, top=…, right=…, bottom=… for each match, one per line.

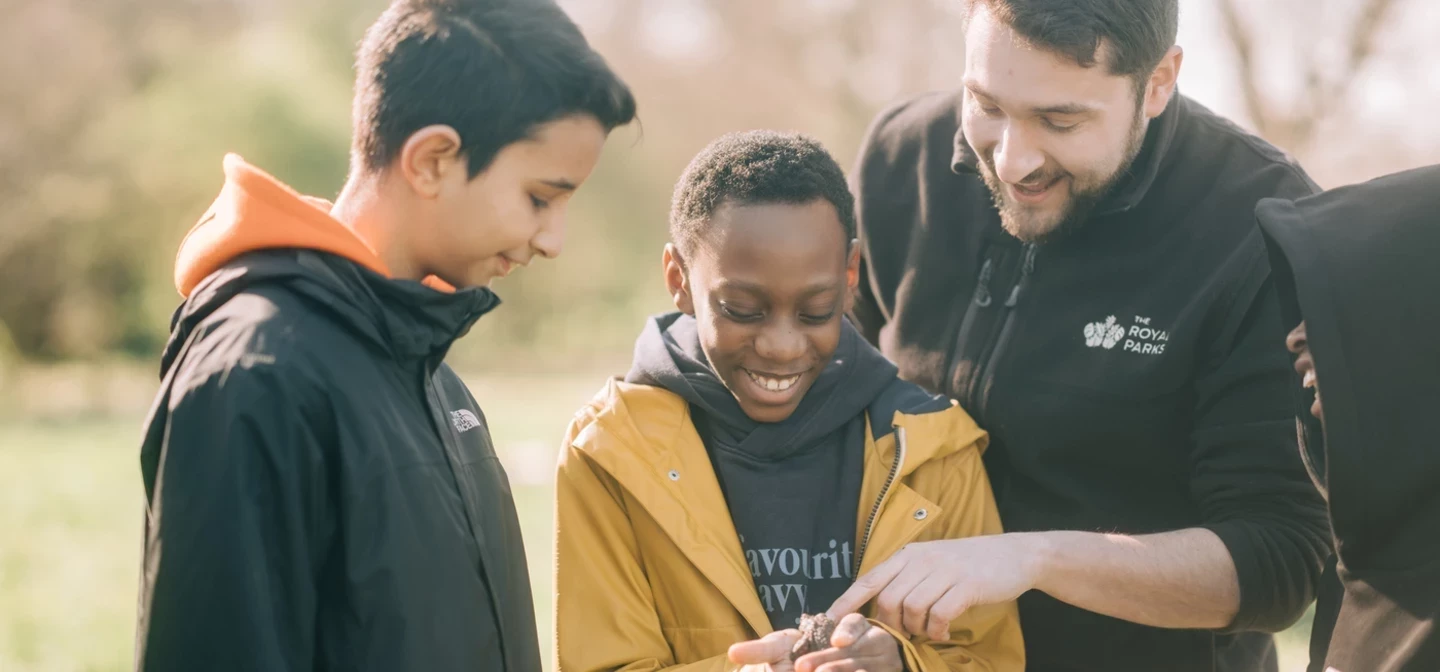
left=1210, top=0, right=1440, bottom=194
left=34, top=0, right=1430, bottom=370
left=0, top=0, right=973, bottom=367
left=0, top=0, right=242, bottom=359
left=1217, top=0, right=1402, bottom=156
left=568, top=0, right=967, bottom=166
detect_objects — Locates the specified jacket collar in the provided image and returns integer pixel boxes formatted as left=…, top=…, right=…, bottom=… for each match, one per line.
left=292, top=250, right=499, bottom=365
left=951, top=91, right=1185, bottom=217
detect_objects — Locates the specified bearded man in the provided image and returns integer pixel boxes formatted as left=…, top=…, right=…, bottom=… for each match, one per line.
left=831, top=1, right=1331, bottom=671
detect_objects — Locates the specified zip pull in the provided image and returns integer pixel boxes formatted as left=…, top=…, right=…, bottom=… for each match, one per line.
left=973, top=258, right=995, bottom=307
left=1004, top=244, right=1038, bottom=308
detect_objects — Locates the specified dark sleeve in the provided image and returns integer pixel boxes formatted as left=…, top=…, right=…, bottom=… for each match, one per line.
left=847, top=102, right=911, bottom=347
left=137, top=360, right=333, bottom=671
left=1189, top=257, right=1331, bottom=633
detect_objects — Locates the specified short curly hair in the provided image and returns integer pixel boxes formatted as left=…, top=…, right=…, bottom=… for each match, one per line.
left=669, top=131, right=856, bottom=257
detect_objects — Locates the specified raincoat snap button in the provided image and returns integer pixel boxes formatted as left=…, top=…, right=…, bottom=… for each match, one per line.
left=668, top=470, right=680, bottom=481
left=914, top=508, right=928, bottom=521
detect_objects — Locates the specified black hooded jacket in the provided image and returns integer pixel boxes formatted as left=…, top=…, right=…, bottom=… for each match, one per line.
left=1257, top=164, right=1440, bottom=672
left=625, top=312, right=949, bottom=627
left=135, top=156, right=541, bottom=671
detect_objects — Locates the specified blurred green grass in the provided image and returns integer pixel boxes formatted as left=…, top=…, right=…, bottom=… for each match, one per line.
left=0, top=372, right=1314, bottom=671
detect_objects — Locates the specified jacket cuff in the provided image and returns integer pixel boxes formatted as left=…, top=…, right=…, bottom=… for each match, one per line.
left=1203, top=519, right=1309, bottom=634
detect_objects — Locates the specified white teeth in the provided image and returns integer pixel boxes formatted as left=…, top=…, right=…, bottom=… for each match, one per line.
left=746, top=370, right=800, bottom=392
left=1302, top=370, right=1317, bottom=389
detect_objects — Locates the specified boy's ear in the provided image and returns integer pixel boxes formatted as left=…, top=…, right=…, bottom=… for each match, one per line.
left=844, top=239, right=861, bottom=309
left=662, top=244, right=696, bottom=315
left=845, top=239, right=861, bottom=287
left=398, top=124, right=465, bottom=199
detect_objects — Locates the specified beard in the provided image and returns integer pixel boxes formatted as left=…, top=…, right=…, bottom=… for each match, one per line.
left=978, top=104, right=1149, bottom=244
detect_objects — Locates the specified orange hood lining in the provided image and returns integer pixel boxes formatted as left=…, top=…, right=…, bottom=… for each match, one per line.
left=174, top=154, right=454, bottom=297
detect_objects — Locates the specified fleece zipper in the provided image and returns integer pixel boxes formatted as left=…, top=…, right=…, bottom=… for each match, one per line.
left=944, top=256, right=998, bottom=400
left=969, top=243, right=1037, bottom=415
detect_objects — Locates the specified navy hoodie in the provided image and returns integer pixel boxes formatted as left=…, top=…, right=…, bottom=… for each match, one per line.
left=626, top=312, right=948, bottom=629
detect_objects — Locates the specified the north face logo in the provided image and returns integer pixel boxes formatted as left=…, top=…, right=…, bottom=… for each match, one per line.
left=1084, top=315, right=1126, bottom=349
left=450, top=410, right=482, bottom=433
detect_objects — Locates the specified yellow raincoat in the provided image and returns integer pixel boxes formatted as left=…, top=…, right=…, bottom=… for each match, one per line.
left=554, top=379, right=1025, bottom=671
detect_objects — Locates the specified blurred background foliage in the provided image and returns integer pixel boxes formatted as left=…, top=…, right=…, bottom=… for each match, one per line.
left=2, top=0, right=1436, bottom=373
left=1, top=0, right=976, bottom=373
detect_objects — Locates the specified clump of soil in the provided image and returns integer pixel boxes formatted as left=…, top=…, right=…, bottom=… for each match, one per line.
left=790, top=613, right=839, bottom=660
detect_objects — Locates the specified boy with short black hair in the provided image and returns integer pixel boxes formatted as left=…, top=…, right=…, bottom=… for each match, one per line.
left=136, top=1, right=634, bottom=670
left=554, top=131, right=1024, bottom=671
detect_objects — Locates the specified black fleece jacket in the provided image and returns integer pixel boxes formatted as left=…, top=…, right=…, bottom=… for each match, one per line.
left=851, top=91, right=1331, bottom=672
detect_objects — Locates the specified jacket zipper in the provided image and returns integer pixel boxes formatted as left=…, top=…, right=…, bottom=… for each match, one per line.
left=965, top=243, right=1036, bottom=412
left=418, top=365, right=492, bottom=561
left=944, top=257, right=996, bottom=398
left=972, top=258, right=995, bottom=308
left=421, top=367, right=512, bottom=664
left=854, top=426, right=908, bottom=577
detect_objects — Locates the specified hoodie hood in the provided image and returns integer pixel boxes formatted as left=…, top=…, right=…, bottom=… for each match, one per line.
left=175, top=154, right=457, bottom=299
left=160, top=155, right=497, bottom=376
left=1256, top=163, right=1440, bottom=566
left=624, top=312, right=945, bottom=461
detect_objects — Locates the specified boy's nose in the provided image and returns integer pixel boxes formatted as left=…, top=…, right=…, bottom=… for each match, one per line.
left=754, top=322, right=807, bottom=363
left=533, top=212, right=567, bottom=259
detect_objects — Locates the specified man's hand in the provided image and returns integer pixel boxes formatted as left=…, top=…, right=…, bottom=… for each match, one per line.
left=793, top=613, right=903, bottom=672
left=827, top=535, right=1046, bottom=640
left=729, top=630, right=801, bottom=672
left=830, top=529, right=1245, bottom=635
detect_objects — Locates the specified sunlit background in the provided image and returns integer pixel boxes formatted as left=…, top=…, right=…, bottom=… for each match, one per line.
left=3, top=0, right=1437, bottom=670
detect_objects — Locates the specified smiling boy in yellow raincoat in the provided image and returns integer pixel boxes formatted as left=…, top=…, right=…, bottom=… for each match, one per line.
left=554, top=131, right=1024, bottom=672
